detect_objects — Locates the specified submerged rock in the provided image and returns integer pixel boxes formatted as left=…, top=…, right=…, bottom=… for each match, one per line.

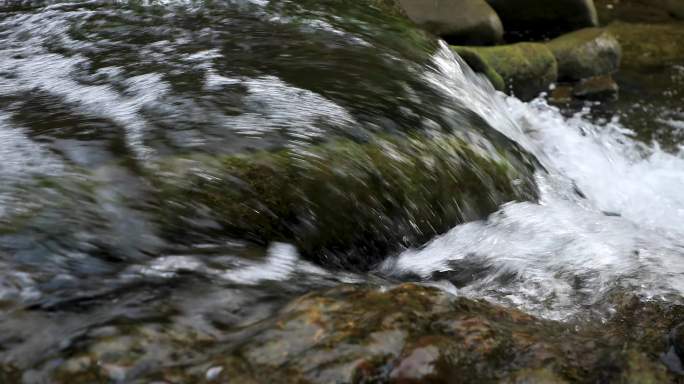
left=152, top=135, right=537, bottom=269
left=485, top=0, right=599, bottom=39
left=547, top=28, right=622, bottom=81
left=452, top=43, right=558, bottom=100
left=452, top=47, right=507, bottom=91
left=398, top=0, right=504, bottom=45
left=548, top=84, right=574, bottom=104
left=572, top=75, right=619, bottom=101
left=12, top=283, right=684, bottom=382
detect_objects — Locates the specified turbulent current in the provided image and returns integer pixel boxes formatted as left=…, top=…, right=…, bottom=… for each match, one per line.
left=1, top=0, right=684, bottom=379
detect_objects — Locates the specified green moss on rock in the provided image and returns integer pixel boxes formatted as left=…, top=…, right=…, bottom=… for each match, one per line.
left=451, top=46, right=506, bottom=91
left=452, top=43, right=558, bottom=100
left=606, top=22, right=684, bottom=69
left=152, top=135, right=537, bottom=269
left=572, top=75, right=619, bottom=101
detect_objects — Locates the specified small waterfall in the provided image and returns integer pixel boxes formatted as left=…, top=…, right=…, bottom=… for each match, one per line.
left=383, top=43, right=684, bottom=320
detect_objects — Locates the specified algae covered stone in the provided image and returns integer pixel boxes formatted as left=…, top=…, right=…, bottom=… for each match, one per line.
left=152, top=134, right=537, bottom=269
left=547, top=27, right=622, bottom=81
left=398, top=0, right=504, bottom=45
left=452, top=43, right=558, bottom=100
left=452, top=46, right=506, bottom=91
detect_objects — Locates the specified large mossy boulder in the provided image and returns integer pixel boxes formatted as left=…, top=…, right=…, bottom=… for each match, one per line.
left=152, top=135, right=537, bottom=269
left=547, top=28, right=622, bottom=81
left=453, top=43, right=558, bottom=100
left=606, top=22, right=684, bottom=69
left=47, top=283, right=683, bottom=383
left=397, top=0, right=504, bottom=45
left=486, top=0, right=599, bottom=38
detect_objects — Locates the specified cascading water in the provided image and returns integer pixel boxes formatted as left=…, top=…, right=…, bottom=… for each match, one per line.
left=1, top=0, right=684, bottom=381
left=382, top=43, right=684, bottom=320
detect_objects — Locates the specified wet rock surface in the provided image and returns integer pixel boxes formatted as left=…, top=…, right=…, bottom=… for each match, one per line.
left=452, top=43, right=557, bottom=100
left=1, top=1, right=684, bottom=383
left=21, top=283, right=684, bottom=383
left=572, top=75, right=619, bottom=101
left=547, top=28, right=621, bottom=81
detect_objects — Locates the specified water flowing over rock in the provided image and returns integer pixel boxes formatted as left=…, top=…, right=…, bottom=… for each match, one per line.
left=1, top=0, right=684, bottom=382
left=452, top=43, right=558, bottom=100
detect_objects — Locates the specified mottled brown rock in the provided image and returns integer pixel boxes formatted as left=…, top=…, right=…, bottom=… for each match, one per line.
left=34, top=284, right=684, bottom=383
left=572, top=75, right=619, bottom=101
left=451, top=43, right=558, bottom=100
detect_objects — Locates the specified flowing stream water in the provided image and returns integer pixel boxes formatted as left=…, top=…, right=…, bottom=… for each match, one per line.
left=1, top=0, right=684, bottom=380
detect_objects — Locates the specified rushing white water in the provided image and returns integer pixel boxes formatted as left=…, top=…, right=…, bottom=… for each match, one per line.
left=98, top=41, right=684, bottom=321
left=115, top=41, right=684, bottom=320
left=382, top=43, right=684, bottom=319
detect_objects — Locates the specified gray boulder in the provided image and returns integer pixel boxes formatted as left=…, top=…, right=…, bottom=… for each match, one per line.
left=547, top=28, right=621, bottom=81
left=398, top=0, right=504, bottom=45
left=486, top=0, right=599, bottom=37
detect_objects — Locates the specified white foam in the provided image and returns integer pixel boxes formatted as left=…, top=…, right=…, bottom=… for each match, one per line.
left=382, top=43, right=684, bottom=319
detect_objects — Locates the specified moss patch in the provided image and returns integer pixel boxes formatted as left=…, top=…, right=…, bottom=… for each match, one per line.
left=452, top=43, right=558, bottom=100
left=152, top=134, right=537, bottom=269
left=606, top=22, right=684, bottom=69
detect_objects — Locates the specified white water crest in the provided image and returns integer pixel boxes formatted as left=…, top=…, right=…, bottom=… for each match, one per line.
left=382, top=43, right=684, bottom=320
